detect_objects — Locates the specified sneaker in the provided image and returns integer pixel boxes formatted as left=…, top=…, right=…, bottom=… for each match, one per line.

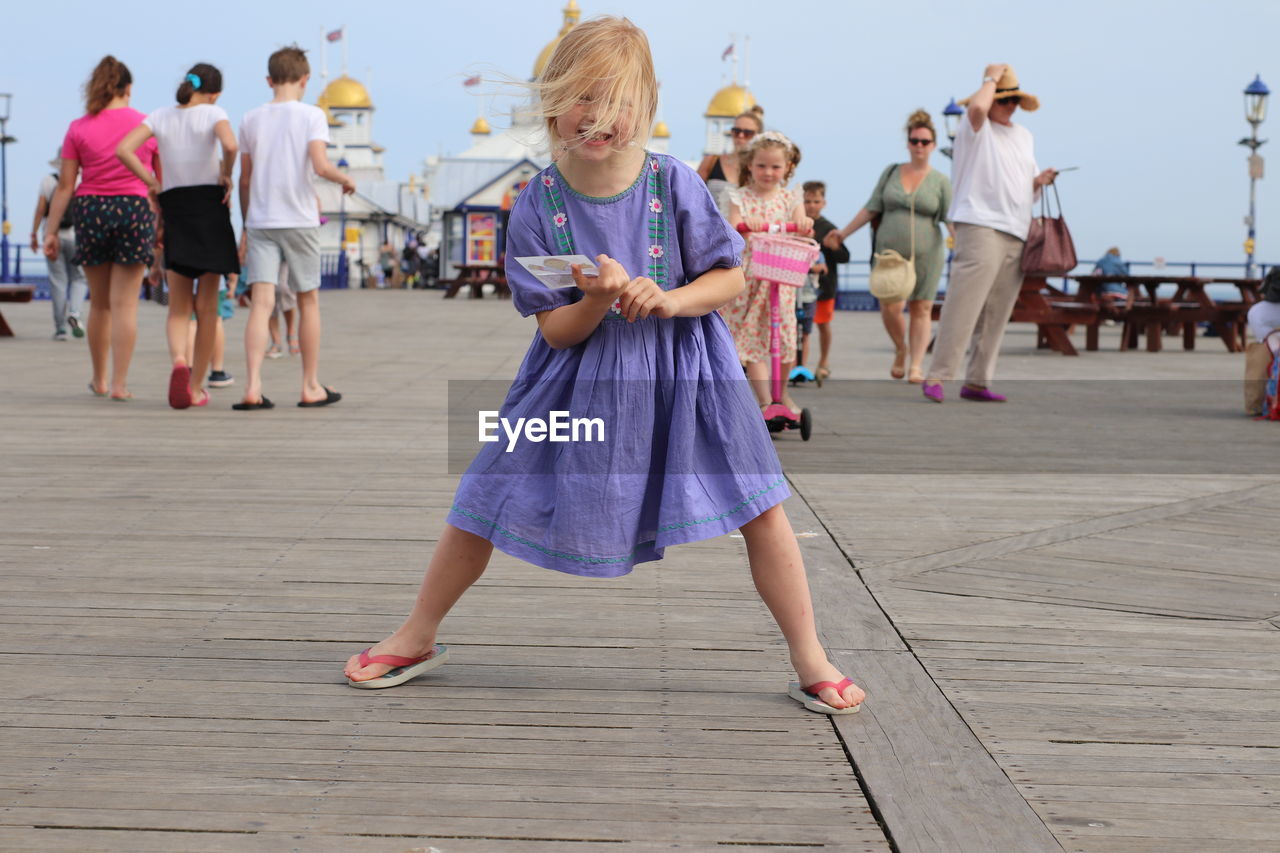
left=265, top=345, right=284, bottom=359
left=67, top=315, right=84, bottom=338
left=53, top=330, right=68, bottom=341
left=207, top=370, right=234, bottom=388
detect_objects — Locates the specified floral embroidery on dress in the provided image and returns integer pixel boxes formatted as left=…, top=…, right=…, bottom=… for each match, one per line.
left=649, top=199, right=663, bottom=214
left=553, top=212, right=568, bottom=228
left=645, top=158, right=667, bottom=287
left=648, top=245, right=663, bottom=259
left=542, top=175, right=554, bottom=187
left=541, top=172, right=575, bottom=254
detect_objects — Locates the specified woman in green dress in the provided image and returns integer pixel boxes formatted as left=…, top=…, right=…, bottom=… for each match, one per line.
left=826, top=110, right=955, bottom=382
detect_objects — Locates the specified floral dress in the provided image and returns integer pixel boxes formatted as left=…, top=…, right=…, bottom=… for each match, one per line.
left=446, top=154, right=790, bottom=578
left=721, top=185, right=803, bottom=364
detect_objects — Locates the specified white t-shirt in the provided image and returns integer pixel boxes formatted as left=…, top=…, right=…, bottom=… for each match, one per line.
left=39, top=174, right=74, bottom=232
left=948, top=117, right=1039, bottom=240
left=239, top=101, right=329, bottom=229
left=143, top=103, right=231, bottom=191
left=1248, top=300, right=1280, bottom=352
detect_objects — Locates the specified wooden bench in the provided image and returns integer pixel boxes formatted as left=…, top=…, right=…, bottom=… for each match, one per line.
left=0, top=285, right=37, bottom=338
left=928, top=276, right=1100, bottom=356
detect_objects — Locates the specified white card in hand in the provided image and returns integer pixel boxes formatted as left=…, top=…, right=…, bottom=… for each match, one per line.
left=514, top=255, right=599, bottom=288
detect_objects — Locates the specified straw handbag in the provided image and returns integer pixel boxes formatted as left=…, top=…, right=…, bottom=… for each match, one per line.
left=868, top=174, right=916, bottom=303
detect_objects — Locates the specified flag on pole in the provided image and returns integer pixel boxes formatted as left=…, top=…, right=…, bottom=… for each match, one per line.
left=721, top=43, right=734, bottom=61
left=326, top=28, right=344, bottom=42
left=463, top=75, right=481, bottom=88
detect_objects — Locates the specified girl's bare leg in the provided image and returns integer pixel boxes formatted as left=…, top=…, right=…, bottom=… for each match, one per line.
left=84, top=264, right=112, bottom=394
left=166, top=273, right=195, bottom=366
left=190, top=275, right=220, bottom=399
left=108, top=263, right=146, bottom=398
left=344, top=524, right=494, bottom=681
left=739, top=504, right=864, bottom=710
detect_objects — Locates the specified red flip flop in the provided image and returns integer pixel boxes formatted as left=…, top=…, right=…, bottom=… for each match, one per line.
left=788, top=677, right=863, bottom=715
left=169, top=365, right=192, bottom=409
left=347, top=645, right=449, bottom=689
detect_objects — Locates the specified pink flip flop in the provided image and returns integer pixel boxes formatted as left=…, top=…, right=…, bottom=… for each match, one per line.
left=346, top=645, right=449, bottom=689
left=788, top=677, right=863, bottom=715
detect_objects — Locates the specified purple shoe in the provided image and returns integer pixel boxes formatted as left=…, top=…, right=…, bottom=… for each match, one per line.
left=922, top=382, right=944, bottom=403
left=959, top=385, right=1007, bottom=402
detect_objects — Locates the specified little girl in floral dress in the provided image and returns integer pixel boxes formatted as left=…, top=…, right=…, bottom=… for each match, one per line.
left=723, top=132, right=812, bottom=414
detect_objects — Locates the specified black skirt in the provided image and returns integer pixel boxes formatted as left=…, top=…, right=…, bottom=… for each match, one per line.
left=158, top=184, right=239, bottom=277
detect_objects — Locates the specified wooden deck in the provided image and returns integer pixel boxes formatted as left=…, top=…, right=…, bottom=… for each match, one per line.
left=1, top=293, right=1277, bottom=852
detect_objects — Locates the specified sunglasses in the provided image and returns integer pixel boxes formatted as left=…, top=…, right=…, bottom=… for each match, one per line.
left=729, top=128, right=757, bottom=138
left=996, top=96, right=1021, bottom=106
left=908, top=137, right=935, bottom=146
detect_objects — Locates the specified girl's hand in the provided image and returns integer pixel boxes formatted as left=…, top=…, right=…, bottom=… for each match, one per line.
left=619, top=276, right=678, bottom=322
left=146, top=177, right=162, bottom=201
left=743, top=217, right=765, bottom=233
left=43, top=232, right=59, bottom=261
left=572, top=254, right=630, bottom=304
left=219, top=174, right=233, bottom=206
left=810, top=262, right=828, bottom=275
left=794, top=215, right=814, bottom=235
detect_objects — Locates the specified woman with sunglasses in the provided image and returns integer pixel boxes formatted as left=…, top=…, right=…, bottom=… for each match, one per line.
left=698, top=106, right=764, bottom=217
left=825, top=110, right=954, bottom=382
left=919, top=64, right=1058, bottom=404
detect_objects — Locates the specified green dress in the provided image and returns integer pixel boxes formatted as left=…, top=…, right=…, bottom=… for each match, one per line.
left=866, top=164, right=952, bottom=301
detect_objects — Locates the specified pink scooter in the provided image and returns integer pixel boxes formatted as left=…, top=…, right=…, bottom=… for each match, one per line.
left=737, top=223, right=821, bottom=441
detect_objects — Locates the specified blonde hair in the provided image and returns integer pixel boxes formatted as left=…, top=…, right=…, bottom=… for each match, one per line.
left=739, top=131, right=801, bottom=187
left=735, top=106, right=765, bottom=132
left=905, top=108, right=936, bottom=141
left=536, top=16, right=658, bottom=153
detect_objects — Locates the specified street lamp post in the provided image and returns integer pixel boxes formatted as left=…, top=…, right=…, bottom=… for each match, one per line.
left=1241, top=74, right=1269, bottom=279
left=0, top=94, right=15, bottom=283
left=941, top=97, right=963, bottom=160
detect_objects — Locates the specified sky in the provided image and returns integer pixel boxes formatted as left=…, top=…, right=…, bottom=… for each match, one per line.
left=3, top=0, right=1280, bottom=271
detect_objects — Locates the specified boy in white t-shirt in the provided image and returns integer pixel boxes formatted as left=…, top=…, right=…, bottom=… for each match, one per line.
left=234, top=44, right=354, bottom=411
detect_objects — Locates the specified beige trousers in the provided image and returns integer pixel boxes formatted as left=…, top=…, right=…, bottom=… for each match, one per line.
left=927, top=223, right=1025, bottom=386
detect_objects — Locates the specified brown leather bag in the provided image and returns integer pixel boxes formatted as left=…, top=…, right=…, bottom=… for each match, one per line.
left=1021, top=183, right=1078, bottom=276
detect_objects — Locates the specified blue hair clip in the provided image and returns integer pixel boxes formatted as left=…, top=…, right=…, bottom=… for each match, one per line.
left=186, top=73, right=202, bottom=90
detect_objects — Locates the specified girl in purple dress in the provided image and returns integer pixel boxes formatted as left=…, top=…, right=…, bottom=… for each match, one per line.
left=344, top=16, right=864, bottom=715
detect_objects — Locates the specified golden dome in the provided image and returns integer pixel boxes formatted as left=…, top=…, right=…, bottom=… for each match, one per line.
left=317, top=75, right=372, bottom=109
left=533, top=0, right=581, bottom=80
left=652, top=120, right=670, bottom=139
left=705, top=84, right=755, bottom=118
left=470, top=116, right=492, bottom=135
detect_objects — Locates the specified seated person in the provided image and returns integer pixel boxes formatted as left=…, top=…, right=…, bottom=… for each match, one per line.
left=1248, top=267, right=1280, bottom=352
left=1092, top=247, right=1129, bottom=307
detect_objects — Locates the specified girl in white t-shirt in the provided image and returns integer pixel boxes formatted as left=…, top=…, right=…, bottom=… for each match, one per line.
left=118, top=63, right=239, bottom=410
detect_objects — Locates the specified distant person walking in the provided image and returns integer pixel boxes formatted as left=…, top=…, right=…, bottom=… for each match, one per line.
left=826, top=110, right=954, bottom=383
left=43, top=56, right=158, bottom=401
left=31, top=151, right=86, bottom=341
left=698, top=106, right=765, bottom=218
left=234, top=44, right=354, bottom=410
left=118, top=63, right=239, bottom=409
left=922, top=65, right=1058, bottom=403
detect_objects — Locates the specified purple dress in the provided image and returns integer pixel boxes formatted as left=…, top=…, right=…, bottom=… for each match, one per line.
left=446, top=153, right=789, bottom=577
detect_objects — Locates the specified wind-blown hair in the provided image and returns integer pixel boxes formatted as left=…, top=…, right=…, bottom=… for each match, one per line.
left=84, top=56, right=132, bottom=115
left=536, top=16, right=658, bottom=153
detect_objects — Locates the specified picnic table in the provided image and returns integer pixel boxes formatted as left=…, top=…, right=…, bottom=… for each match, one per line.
left=931, top=276, right=1099, bottom=356
left=442, top=263, right=509, bottom=300
left=1071, top=274, right=1260, bottom=352
left=0, top=284, right=37, bottom=337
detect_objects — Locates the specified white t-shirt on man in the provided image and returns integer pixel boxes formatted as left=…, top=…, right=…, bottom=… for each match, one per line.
left=239, top=101, right=329, bottom=229
left=143, top=103, right=231, bottom=191
left=1248, top=300, right=1280, bottom=352
left=948, top=117, right=1039, bottom=241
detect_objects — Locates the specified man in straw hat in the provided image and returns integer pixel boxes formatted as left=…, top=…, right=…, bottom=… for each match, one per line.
left=31, top=151, right=87, bottom=341
left=922, top=64, right=1058, bottom=403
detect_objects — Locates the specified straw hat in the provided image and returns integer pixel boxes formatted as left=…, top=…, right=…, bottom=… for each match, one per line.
left=960, top=66, right=1040, bottom=112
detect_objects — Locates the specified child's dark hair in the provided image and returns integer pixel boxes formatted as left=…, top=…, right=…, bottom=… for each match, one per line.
left=84, top=55, right=132, bottom=116
left=268, top=45, right=310, bottom=84
left=176, top=63, right=222, bottom=104
left=802, top=181, right=826, bottom=195
left=739, top=131, right=801, bottom=186
left=1263, top=267, right=1280, bottom=303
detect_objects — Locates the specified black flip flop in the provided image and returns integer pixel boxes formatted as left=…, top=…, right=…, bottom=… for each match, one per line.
left=298, top=387, right=341, bottom=408
left=232, top=396, right=274, bottom=411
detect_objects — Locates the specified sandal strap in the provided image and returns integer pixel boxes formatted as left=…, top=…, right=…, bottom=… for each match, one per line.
left=358, top=647, right=436, bottom=668
left=802, top=677, right=853, bottom=697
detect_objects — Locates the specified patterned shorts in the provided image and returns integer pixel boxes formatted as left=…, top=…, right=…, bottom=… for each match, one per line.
left=72, top=195, right=156, bottom=267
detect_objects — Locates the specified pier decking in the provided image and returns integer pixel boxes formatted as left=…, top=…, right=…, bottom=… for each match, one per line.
left=1, top=292, right=1277, bottom=852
